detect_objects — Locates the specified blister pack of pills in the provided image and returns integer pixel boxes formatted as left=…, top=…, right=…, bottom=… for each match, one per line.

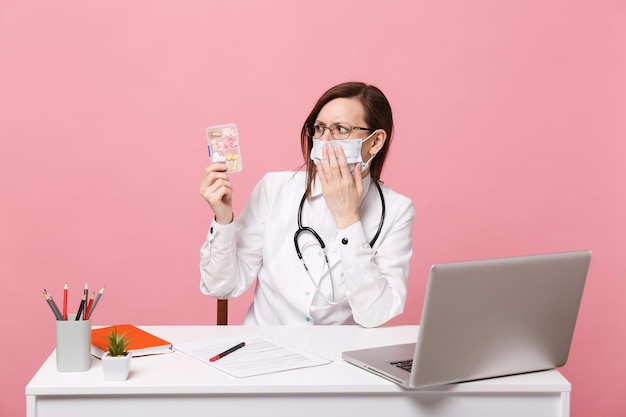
left=206, top=123, right=243, bottom=172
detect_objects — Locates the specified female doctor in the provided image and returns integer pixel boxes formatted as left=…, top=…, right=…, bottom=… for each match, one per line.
left=199, top=82, right=415, bottom=328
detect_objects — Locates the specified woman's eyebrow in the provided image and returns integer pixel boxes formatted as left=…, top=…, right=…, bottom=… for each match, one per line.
left=315, top=120, right=351, bottom=125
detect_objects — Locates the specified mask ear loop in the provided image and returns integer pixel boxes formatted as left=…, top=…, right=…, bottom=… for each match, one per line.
left=361, top=153, right=376, bottom=169
left=361, top=129, right=382, bottom=168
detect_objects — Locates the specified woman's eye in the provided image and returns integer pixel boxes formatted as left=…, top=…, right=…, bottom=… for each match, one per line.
left=335, top=125, right=349, bottom=134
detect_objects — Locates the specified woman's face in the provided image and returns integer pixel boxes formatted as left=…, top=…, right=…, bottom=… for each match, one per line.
left=315, top=97, right=376, bottom=174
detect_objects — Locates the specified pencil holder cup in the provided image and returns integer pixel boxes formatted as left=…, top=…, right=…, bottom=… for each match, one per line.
left=55, top=314, right=92, bottom=372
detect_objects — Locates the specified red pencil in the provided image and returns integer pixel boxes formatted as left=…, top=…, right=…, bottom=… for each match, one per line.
left=84, top=291, right=95, bottom=320
left=62, top=283, right=68, bottom=320
left=87, top=287, right=104, bottom=319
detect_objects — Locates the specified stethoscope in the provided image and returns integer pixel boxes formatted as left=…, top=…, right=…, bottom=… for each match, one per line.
left=293, top=180, right=386, bottom=304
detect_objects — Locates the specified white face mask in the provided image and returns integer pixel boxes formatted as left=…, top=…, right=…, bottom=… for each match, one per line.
left=310, top=131, right=377, bottom=173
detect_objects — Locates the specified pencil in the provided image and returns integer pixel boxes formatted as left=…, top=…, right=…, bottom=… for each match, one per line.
left=87, top=287, right=104, bottom=319
left=84, top=291, right=95, bottom=320
left=43, top=290, right=63, bottom=320
left=75, top=284, right=88, bottom=321
left=62, top=282, right=68, bottom=320
left=46, top=290, right=63, bottom=320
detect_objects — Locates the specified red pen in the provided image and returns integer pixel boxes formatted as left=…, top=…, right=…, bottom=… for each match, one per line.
left=209, top=342, right=245, bottom=362
left=62, top=283, right=68, bottom=320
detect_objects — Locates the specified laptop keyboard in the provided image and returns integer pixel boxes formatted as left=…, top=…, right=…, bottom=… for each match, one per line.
left=390, top=359, right=413, bottom=372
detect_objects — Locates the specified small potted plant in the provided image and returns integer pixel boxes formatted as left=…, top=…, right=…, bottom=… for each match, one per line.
left=101, top=326, right=132, bottom=381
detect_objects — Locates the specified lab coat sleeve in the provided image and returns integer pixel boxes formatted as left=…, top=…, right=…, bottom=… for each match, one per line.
left=337, top=193, right=415, bottom=328
left=199, top=175, right=270, bottom=299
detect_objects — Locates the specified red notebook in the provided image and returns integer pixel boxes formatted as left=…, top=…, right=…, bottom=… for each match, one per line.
left=91, top=324, right=173, bottom=358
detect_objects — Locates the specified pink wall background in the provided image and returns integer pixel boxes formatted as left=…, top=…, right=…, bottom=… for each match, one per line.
left=1, top=1, right=624, bottom=415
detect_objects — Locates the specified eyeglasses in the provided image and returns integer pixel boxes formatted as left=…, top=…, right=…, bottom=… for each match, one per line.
left=304, top=122, right=376, bottom=140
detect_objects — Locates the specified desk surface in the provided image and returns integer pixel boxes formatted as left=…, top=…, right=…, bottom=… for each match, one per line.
left=26, top=325, right=571, bottom=417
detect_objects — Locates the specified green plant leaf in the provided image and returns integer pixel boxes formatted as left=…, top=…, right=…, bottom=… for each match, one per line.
left=102, top=326, right=131, bottom=357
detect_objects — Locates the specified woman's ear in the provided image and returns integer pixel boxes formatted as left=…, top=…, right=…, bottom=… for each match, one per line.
left=370, top=130, right=387, bottom=155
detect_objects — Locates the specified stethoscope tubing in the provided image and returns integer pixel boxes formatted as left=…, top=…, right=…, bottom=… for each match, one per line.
left=293, top=180, right=386, bottom=262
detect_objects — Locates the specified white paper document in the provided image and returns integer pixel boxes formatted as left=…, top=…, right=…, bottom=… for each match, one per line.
left=175, top=334, right=332, bottom=378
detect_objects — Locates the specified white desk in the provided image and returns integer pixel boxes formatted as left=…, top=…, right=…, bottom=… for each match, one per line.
left=26, top=325, right=570, bottom=417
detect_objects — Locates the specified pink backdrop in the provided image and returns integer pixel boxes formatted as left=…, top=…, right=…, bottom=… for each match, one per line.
left=1, top=1, right=624, bottom=416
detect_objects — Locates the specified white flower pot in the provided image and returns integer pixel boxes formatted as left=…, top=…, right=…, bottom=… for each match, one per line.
left=102, top=352, right=132, bottom=381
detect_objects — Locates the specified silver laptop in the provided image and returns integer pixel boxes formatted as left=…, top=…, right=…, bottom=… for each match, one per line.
left=342, top=250, right=591, bottom=388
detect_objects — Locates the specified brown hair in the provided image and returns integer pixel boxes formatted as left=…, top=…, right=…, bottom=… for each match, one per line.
left=300, top=82, right=394, bottom=196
